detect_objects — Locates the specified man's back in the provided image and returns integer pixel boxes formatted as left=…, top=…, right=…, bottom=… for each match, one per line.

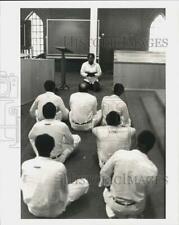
left=69, top=92, right=97, bottom=123
left=100, top=150, right=158, bottom=205
left=28, top=119, right=73, bottom=157
left=21, top=157, right=68, bottom=217
left=93, top=126, right=136, bottom=163
left=30, top=92, right=68, bottom=121
left=101, top=95, right=131, bottom=126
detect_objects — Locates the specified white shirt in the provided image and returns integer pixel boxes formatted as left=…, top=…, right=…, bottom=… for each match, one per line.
left=92, top=126, right=136, bottom=163
left=69, top=92, right=98, bottom=125
left=21, top=157, right=68, bottom=218
left=99, top=150, right=158, bottom=212
left=101, top=95, right=131, bottom=127
left=28, top=119, right=74, bottom=158
left=80, top=61, right=102, bottom=84
left=29, top=92, right=69, bottom=121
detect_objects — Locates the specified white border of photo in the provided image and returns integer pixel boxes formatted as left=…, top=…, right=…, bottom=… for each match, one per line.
left=0, top=1, right=179, bottom=225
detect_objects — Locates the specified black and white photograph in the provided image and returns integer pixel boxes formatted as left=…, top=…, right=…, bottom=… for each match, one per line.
left=21, top=7, right=165, bottom=219
left=1, top=1, right=179, bottom=225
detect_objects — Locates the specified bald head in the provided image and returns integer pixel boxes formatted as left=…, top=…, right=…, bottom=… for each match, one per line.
left=78, top=82, right=88, bottom=92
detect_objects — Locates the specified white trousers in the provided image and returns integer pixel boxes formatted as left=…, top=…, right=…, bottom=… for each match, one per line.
left=51, top=135, right=81, bottom=162
left=103, top=188, right=144, bottom=218
left=98, top=156, right=105, bottom=168
left=92, top=110, right=102, bottom=127
left=26, top=178, right=89, bottom=218
left=69, top=110, right=102, bottom=131
left=67, top=178, right=89, bottom=204
left=62, top=134, right=81, bottom=152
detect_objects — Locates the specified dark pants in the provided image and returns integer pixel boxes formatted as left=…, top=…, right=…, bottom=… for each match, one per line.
left=84, top=80, right=101, bottom=92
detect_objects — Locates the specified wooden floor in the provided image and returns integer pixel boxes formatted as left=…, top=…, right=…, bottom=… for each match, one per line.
left=21, top=72, right=165, bottom=219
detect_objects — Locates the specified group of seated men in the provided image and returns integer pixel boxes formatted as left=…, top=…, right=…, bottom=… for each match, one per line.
left=21, top=56, right=158, bottom=219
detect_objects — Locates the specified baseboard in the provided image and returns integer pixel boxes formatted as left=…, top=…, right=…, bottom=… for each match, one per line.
left=125, top=88, right=165, bottom=92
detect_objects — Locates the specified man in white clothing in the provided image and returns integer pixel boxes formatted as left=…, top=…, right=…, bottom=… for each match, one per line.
left=29, top=102, right=81, bottom=163
left=99, top=130, right=158, bottom=218
left=29, top=80, right=69, bottom=121
left=80, top=53, right=102, bottom=92
left=21, top=134, right=89, bottom=218
left=92, top=111, right=136, bottom=168
left=101, top=83, right=131, bottom=126
left=69, top=82, right=102, bottom=131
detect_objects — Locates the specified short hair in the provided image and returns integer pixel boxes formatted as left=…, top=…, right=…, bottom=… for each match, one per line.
left=44, top=80, right=56, bottom=92
left=137, top=130, right=156, bottom=153
left=113, top=83, right=125, bottom=96
left=35, top=134, right=55, bottom=157
left=78, top=82, right=88, bottom=92
left=106, top=111, right=121, bottom=126
left=42, top=102, right=56, bottom=119
left=87, top=53, right=95, bottom=59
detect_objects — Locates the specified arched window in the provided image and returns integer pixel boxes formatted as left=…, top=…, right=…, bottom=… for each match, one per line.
left=149, top=14, right=167, bottom=52
left=25, top=11, right=44, bottom=57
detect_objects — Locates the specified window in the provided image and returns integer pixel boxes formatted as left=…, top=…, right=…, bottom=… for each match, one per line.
left=149, top=14, right=167, bottom=52
left=26, top=12, right=44, bottom=57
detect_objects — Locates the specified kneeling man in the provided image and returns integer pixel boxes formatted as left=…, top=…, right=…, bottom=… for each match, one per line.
left=92, top=111, right=136, bottom=168
left=101, top=83, right=131, bottom=126
left=69, top=82, right=102, bottom=131
left=21, top=134, right=89, bottom=218
left=29, top=80, right=69, bottom=121
left=80, top=53, right=102, bottom=92
left=99, top=130, right=158, bottom=218
left=29, top=102, right=81, bottom=163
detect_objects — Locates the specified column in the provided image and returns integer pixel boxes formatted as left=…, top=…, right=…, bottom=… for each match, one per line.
left=90, top=7, right=98, bottom=58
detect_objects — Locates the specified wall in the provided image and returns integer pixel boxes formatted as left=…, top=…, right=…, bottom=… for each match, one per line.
left=21, top=8, right=90, bottom=21
left=21, top=8, right=90, bottom=51
left=21, top=59, right=55, bottom=104
left=98, top=8, right=165, bottom=72
left=113, top=50, right=165, bottom=89
left=114, top=63, right=165, bottom=89
left=21, top=8, right=90, bottom=72
left=21, top=8, right=165, bottom=73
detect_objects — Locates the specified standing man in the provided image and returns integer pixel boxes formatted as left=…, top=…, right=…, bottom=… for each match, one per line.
left=30, top=80, right=69, bottom=121
left=29, top=102, right=81, bottom=163
left=99, top=130, right=158, bottom=218
left=69, top=82, right=102, bottom=131
left=101, top=83, right=131, bottom=126
left=92, top=111, right=136, bottom=168
left=21, top=134, right=89, bottom=218
left=80, top=53, right=102, bottom=92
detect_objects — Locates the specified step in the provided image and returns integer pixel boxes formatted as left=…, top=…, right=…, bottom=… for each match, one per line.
left=155, top=89, right=165, bottom=110
left=141, top=94, right=165, bottom=156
